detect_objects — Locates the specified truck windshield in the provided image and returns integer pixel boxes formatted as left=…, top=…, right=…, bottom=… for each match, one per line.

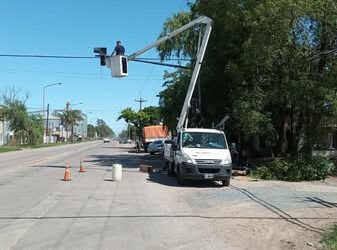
left=182, top=132, right=227, bottom=149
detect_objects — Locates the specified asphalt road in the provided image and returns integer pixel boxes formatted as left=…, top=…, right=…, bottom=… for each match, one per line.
left=0, top=141, right=337, bottom=250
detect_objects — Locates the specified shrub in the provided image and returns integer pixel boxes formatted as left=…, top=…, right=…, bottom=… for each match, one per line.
left=255, top=155, right=335, bottom=181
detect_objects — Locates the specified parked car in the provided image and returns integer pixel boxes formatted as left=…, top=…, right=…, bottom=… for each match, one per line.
left=148, top=139, right=172, bottom=155
left=103, top=138, right=110, bottom=143
left=119, top=138, right=129, bottom=144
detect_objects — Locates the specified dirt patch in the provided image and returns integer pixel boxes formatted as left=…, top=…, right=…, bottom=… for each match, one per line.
left=324, top=176, right=337, bottom=187
left=232, top=175, right=259, bottom=182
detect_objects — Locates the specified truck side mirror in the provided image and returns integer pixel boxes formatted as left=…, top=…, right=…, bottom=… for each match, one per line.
left=172, top=142, right=178, bottom=151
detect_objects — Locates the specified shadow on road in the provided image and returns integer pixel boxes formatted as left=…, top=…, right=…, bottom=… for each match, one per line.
left=85, top=152, right=224, bottom=188
left=147, top=170, right=224, bottom=188
left=85, top=154, right=136, bottom=167
left=100, top=146, right=135, bottom=150
left=31, top=165, right=69, bottom=169
left=84, top=153, right=164, bottom=169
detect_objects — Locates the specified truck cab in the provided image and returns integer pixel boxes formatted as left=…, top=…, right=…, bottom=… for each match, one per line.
left=165, top=128, right=232, bottom=186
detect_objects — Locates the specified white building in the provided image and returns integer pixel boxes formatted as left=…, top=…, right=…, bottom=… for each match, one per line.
left=42, top=111, right=88, bottom=143
left=0, top=120, right=13, bottom=145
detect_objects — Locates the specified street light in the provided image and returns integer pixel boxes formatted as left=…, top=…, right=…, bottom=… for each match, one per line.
left=70, top=102, right=83, bottom=108
left=43, top=83, right=62, bottom=116
left=83, top=111, right=92, bottom=117
left=43, top=83, right=62, bottom=142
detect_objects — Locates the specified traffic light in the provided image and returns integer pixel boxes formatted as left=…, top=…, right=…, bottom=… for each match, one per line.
left=93, top=47, right=107, bottom=66
left=100, top=55, right=106, bottom=66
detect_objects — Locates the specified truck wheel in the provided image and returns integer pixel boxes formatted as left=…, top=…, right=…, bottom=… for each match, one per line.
left=177, top=167, right=185, bottom=186
left=222, top=178, right=230, bottom=187
left=167, top=162, right=174, bottom=176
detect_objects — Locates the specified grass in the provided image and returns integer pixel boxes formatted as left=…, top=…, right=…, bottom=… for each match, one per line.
left=0, top=145, right=21, bottom=153
left=322, top=225, right=337, bottom=250
left=23, top=143, right=69, bottom=149
left=0, top=141, right=77, bottom=153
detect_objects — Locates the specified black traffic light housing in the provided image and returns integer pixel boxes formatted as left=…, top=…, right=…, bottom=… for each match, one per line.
left=93, top=47, right=107, bottom=66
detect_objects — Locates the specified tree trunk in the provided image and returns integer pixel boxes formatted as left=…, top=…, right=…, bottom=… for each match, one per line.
left=287, top=108, right=303, bottom=156
left=303, top=107, right=314, bottom=158
left=276, top=110, right=289, bottom=157
left=71, top=124, right=74, bottom=143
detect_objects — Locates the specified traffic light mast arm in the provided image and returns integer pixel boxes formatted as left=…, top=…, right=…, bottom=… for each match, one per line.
left=127, top=16, right=212, bottom=61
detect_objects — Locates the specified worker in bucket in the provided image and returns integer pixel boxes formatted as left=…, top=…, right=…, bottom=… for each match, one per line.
left=112, top=41, right=125, bottom=56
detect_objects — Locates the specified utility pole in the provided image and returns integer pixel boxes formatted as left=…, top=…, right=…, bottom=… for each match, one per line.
left=135, top=97, right=147, bottom=143
left=42, top=83, right=62, bottom=143
left=135, top=97, right=147, bottom=111
left=65, top=102, right=71, bottom=141
left=46, top=104, right=50, bottom=139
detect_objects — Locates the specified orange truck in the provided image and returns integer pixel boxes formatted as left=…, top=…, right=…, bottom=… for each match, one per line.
left=142, top=125, right=169, bottom=152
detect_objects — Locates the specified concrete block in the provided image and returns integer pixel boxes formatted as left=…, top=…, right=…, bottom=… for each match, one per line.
left=139, top=164, right=153, bottom=173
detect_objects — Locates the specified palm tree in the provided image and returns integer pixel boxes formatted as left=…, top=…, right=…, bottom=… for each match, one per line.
left=57, top=108, right=83, bottom=142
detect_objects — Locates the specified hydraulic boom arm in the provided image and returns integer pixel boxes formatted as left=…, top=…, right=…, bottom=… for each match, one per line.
left=175, top=20, right=212, bottom=130
left=128, top=16, right=212, bottom=61
left=123, top=16, right=212, bottom=131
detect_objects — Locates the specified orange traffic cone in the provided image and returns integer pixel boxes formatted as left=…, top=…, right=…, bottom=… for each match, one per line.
left=79, top=159, right=86, bottom=173
left=63, top=162, right=71, bottom=181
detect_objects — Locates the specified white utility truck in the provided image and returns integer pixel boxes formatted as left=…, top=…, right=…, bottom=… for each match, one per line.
left=95, top=16, right=232, bottom=186
left=159, top=16, right=232, bottom=186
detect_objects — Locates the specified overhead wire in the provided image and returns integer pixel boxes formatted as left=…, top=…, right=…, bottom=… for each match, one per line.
left=0, top=68, right=163, bottom=80
left=0, top=53, right=190, bottom=78
left=0, top=54, right=94, bottom=59
left=0, top=54, right=191, bottom=61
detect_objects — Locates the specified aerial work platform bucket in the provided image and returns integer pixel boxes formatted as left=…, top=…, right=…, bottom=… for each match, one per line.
left=106, top=55, right=128, bottom=77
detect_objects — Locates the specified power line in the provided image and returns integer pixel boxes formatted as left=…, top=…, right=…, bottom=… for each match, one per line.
left=0, top=54, right=95, bottom=59
left=85, top=109, right=116, bottom=112
left=132, top=58, right=191, bottom=69
left=0, top=69, right=163, bottom=80
left=0, top=68, right=165, bottom=78
left=137, top=57, right=191, bottom=62
left=0, top=54, right=191, bottom=61
left=0, top=68, right=164, bottom=77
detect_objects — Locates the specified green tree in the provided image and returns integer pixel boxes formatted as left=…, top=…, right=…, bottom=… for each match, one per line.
left=57, top=103, right=83, bottom=142
left=118, top=124, right=135, bottom=140
left=0, top=87, right=43, bottom=145
left=117, top=106, right=161, bottom=139
left=88, top=119, right=115, bottom=139
left=98, top=123, right=115, bottom=138
left=141, top=106, right=161, bottom=124
left=157, top=0, right=337, bottom=159
left=26, top=114, right=44, bottom=145
left=87, top=124, right=96, bottom=138
left=239, top=0, right=337, bottom=156
left=157, top=12, right=195, bottom=61
left=158, top=69, right=191, bottom=130
left=117, top=106, right=161, bottom=128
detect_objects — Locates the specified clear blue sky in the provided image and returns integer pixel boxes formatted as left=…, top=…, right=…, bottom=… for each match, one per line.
left=0, top=0, right=190, bottom=134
